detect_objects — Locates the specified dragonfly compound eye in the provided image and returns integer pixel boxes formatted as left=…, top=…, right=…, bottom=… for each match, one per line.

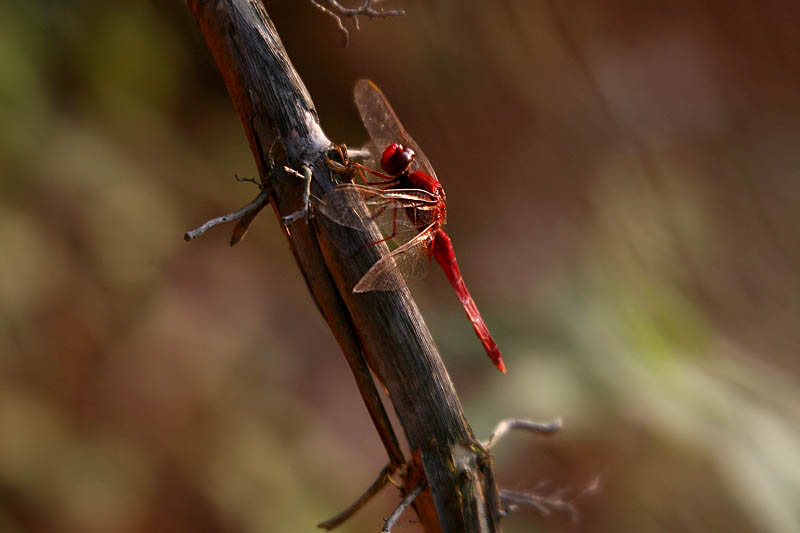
left=381, top=143, right=415, bottom=176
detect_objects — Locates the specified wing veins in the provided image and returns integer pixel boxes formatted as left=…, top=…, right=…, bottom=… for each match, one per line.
left=353, top=223, right=438, bottom=293
left=354, top=80, right=438, bottom=180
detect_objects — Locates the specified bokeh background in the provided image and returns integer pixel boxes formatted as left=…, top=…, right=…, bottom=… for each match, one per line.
left=2, top=0, right=800, bottom=531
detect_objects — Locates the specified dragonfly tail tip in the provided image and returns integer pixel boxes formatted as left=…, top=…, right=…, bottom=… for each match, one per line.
left=496, top=360, right=507, bottom=374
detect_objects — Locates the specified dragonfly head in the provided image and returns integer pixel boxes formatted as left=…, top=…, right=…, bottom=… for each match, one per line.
left=381, top=143, right=415, bottom=176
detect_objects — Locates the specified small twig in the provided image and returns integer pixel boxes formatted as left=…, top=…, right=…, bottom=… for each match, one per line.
left=309, top=0, right=406, bottom=46
left=498, top=503, right=519, bottom=518
left=382, top=481, right=425, bottom=532
left=229, top=199, right=267, bottom=246
left=184, top=188, right=270, bottom=241
left=280, top=165, right=313, bottom=225
left=499, top=477, right=600, bottom=524
left=318, top=463, right=398, bottom=530
left=499, top=489, right=577, bottom=522
left=485, top=417, right=563, bottom=450
left=234, top=173, right=261, bottom=185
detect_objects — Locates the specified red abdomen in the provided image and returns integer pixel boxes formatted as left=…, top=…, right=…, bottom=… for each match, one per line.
left=431, top=230, right=506, bottom=373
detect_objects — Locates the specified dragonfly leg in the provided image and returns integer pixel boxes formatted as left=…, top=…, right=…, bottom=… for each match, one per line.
left=324, top=144, right=397, bottom=188
left=353, top=166, right=399, bottom=189
left=353, top=162, right=397, bottom=183
left=281, top=165, right=313, bottom=226
left=353, top=165, right=371, bottom=185
left=363, top=205, right=399, bottom=248
left=324, top=143, right=353, bottom=177
left=368, top=200, right=391, bottom=221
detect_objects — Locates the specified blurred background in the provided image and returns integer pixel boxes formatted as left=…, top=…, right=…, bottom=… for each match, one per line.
left=2, top=0, right=799, bottom=531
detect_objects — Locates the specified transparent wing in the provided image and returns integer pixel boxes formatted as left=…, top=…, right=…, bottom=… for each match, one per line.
left=353, top=224, right=437, bottom=292
left=351, top=140, right=381, bottom=171
left=354, top=79, right=438, bottom=180
left=318, top=183, right=439, bottom=239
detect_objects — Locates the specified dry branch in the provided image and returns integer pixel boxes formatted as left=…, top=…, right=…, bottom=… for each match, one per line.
left=184, top=1, right=502, bottom=531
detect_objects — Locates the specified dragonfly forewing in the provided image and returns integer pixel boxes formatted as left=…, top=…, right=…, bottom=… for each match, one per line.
left=354, top=79, right=438, bottom=180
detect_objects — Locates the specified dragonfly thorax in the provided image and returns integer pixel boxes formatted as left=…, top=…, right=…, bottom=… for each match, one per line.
left=403, top=170, right=443, bottom=196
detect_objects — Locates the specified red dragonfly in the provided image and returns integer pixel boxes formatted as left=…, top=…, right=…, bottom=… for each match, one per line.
left=319, top=80, right=506, bottom=373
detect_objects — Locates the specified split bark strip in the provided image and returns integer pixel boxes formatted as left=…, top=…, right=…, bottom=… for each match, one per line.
left=185, top=1, right=501, bottom=531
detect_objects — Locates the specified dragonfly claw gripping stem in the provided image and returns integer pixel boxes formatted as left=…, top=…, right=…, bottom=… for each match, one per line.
left=324, top=143, right=351, bottom=175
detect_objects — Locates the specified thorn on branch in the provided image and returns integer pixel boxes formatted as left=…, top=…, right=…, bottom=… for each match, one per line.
left=309, top=0, right=406, bottom=46
left=484, top=417, right=563, bottom=450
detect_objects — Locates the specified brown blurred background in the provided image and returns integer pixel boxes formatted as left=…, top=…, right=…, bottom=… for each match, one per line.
left=2, top=0, right=800, bottom=531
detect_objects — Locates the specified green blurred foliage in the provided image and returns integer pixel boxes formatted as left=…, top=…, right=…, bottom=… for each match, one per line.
left=1, top=0, right=799, bottom=532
